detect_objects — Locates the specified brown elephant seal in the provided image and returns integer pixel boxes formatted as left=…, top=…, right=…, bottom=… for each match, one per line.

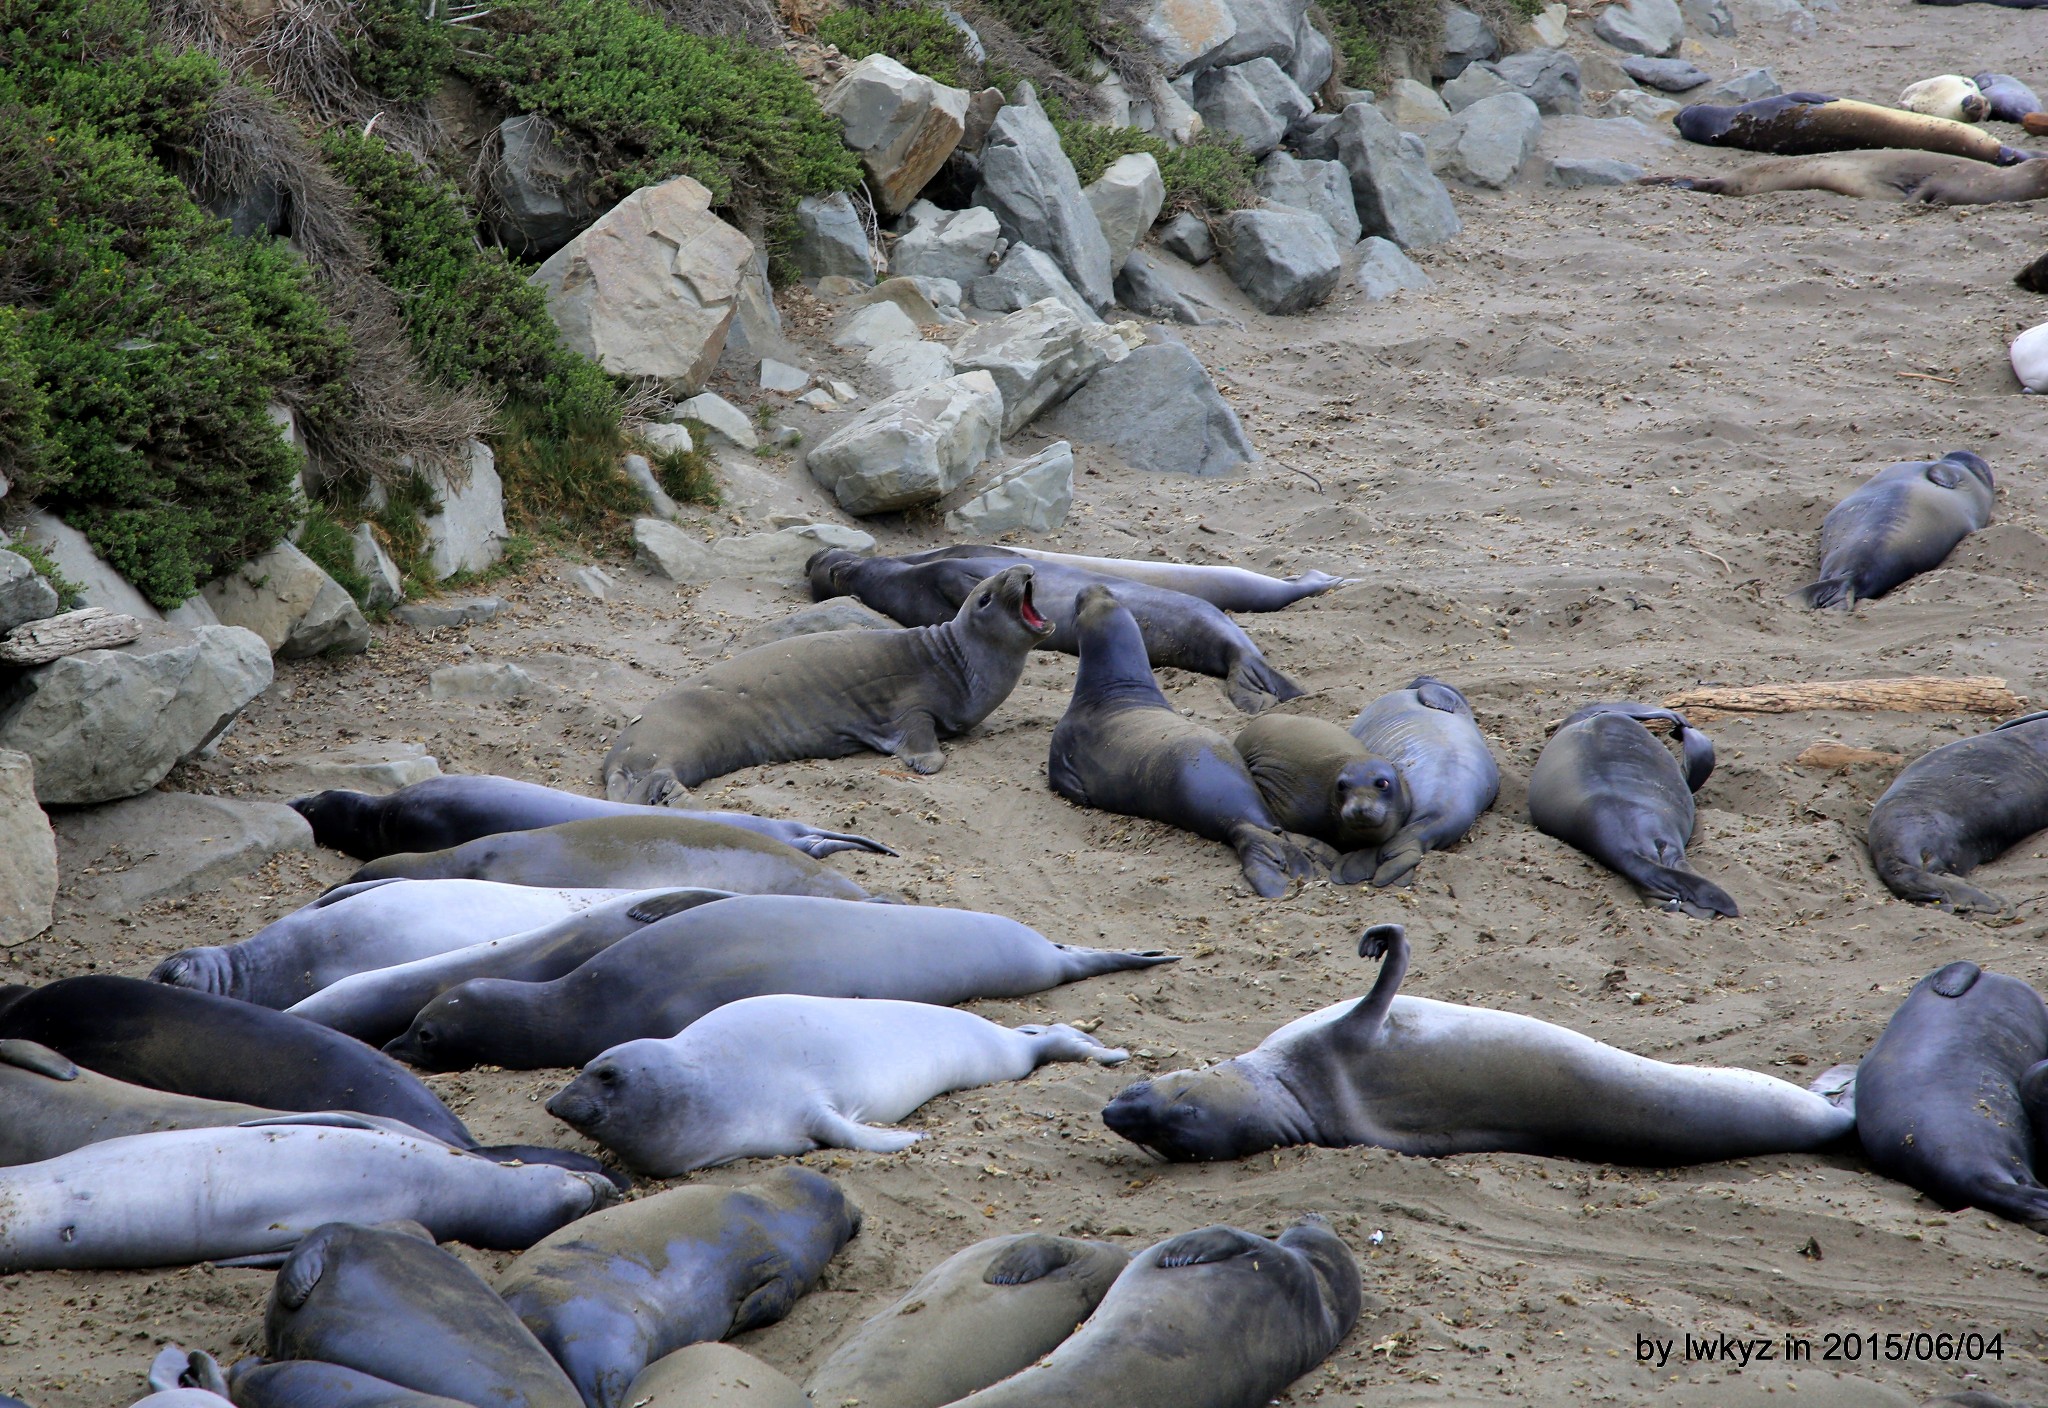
left=0, top=1038, right=273, bottom=1166
left=1347, top=677, right=1499, bottom=886
left=1675, top=93, right=2033, bottom=163
left=231, top=1361, right=472, bottom=1408
left=622, top=1347, right=807, bottom=1408
left=603, top=563, right=1053, bottom=801
left=1232, top=714, right=1407, bottom=883
left=1867, top=711, right=2048, bottom=914
left=1103, top=924, right=1855, bottom=1164
left=1048, top=586, right=1320, bottom=898
left=1646, top=151, right=2048, bottom=203
left=942, top=1218, right=1361, bottom=1408
left=914, top=544, right=1350, bottom=611
left=807, top=1234, right=1129, bottom=1408
left=1794, top=450, right=1995, bottom=609
left=495, top=1169, right=860, bottom=1408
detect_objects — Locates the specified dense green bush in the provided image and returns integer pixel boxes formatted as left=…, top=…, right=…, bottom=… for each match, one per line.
left=345, top=0, right=456, bottom=102
left=295, top=504, right=375, bottom=607
left=1055, top=120, right=1258, bottom=215
left=0, top=309, right=52, bottom=499
left=1322, top=0, right=1539, bottom=84
left=816, top=2, right=972, bottom=88
left=968, top=0, right=1121, bottom=80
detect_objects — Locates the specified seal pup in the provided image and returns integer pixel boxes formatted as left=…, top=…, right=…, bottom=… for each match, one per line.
left=806, top=1234, right=1130, bottom=1408
left=1528, top=702, right=1738, bottom=918
left=1102, top=924, right=1856, bottom=1163
left=495, top=1169, right=860, bottom=1408
left=267, top=1221, right=582, bottom=1408
left=1866, top=712, right=2048, bottom=914
left=290, top=775, right=892, bottom=861
left=941, top=1218, right=1361, bottom=1408
left=603, top=563, right=1053, bottom=801
left=1346, top=677, right=1500, bottom=886
left=1644, top=151, right=2048, bottom=204
left=1675, top=94, right=2030, bottom=163
left=547, top=995, right=1128, bottom=1173
left=1047, top=586, right=1320, bottom=898
left=384, top=895, right=1175, bottom=1071
left=2015, top=322, right=2048, bottom=392
left=231, top=1362, right=472, bottom=1408
left=1232, top=714, right=1408, bottom=882
left=0, top=1039, right=275, bottom=1166
left=900, top=544, right=1349, bottom=611
left=1793, top=450, right=1995, bottom=608
left=1900, top=75, right=1990, bottom=122
left=1975, top=73, right=2044, bottom=122
left=1854, top=961, right=2048, bottom=1229
left=623, top=1347, right=807, bottom=1408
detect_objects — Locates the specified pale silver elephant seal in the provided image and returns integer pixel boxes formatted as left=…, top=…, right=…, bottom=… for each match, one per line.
left=1102, top=925, right=1854, bottom=1164
left=603, top=563, right=1053, bottom=801
left=548, top=995, right=1127, bottom=1174
left=1347, top=676, right=1499, bottom=886
left=624, top=1346, right=808, bottom=1408
left=1794, top=450, right=1995, bottom=609
left=0, top=1039, right=273, bottom=1167
left=942, top=1218, right=1362, bottom=1408
left=807, top=1233, right=1130, bottom=1408
left=1867, top=711, right=2048, bottom=915
left=933, top=545, right=1350, bottom=611
left=1233, top=714, right=1408, bottom=884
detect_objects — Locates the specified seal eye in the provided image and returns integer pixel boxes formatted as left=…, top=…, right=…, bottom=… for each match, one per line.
left=1374, top=778, right=1390, bottom=791
left=977, top=592, right=992, bottom=609
left=596, top=1067, right=618, bottom=1086
left=415, top=1027, right=436, bottom=1046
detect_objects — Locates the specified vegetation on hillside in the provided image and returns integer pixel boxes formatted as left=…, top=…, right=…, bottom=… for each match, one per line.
left=816, top=2, right=974, bottom=89
left=1055, top=119, right=1259, bottom=216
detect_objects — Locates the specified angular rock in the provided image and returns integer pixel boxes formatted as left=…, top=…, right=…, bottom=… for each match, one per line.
left=974, top=91, right=1116, bottom=311
left=720, top=248, right=796, bottom=368
left=55, top=791, right=314, bottom=914
left=797, top=389, right=839, bottom=411
left=393, top=597, right=503, bottom=630
left=970, top=245, right=1102, bottom=325
left=865, top=340, right=957, bottom=394
left=1549, top=155, right=1646, bottom=185
left=1135, top=74, right=1204, bottom=145
left=824, top=55, right=971, bottom=216
left=1442, top=63, right=1515, bottom=112
left=1437, top=5, right=1499, bottom=78
left=266, top=742, right=442, bottom=797
left=429, top=662, right=534, bottom=702
left=900, top=276, right=963, bottom=313
left=1258, top=151, right=1362, bottom=246
left=1427, top=91, right=1543, bottom=188
left=487, top=114, right=599, bottom=259
left=0, top=551, right=59, bottom=636
left=421, top=441, right=509, bottom=581
left=805, top=372, right=1004, bottom=515
left=621, top=453, right=680, bottom=523
left=0, top=609, right=145, bottom=668
left=1141, top=0, right=1239, bottom=74
left=760, top=359, right=810, bottom=394
left=946, top=442, right=1076, bottom=534
left=1387, top=78, right=1452, bottom=127
left=832, top=301, right=922, bottom=350
left=676, top=393, right=759, bottom=450
left=1220, top=206, right=1341, bottom=314
left=741, top=599, right=899, bottom=648
left=16, top=510, right=160, bottom=621
left=1621, top=56, right=1710, bottom=92
left=1086, top=153, right=1167, bottom=273
left=1489, top=49, right=1582, bottom=114
left=792, top=193, right=874, bottom=285
left=1528, top=2, right=1569, bottom=45
left=1206, top=0, right=1311, bottom=69
left=1681, top=0, right=1737, bottom=34
left=640, top=423, right=696, bottom=457
left=1730, top=0, right=1811, bottom=33
left=0, top=750, right=54, bottom=945
left=1158, top=212, right=1217, bottom=265
left=891, top=205, right=1003, bottom=287
left=568, top=565, right=614, bottom=600
left=1355, top=236, right=1435, bottom=298
left=854, top=276, right=943, bottom=324
left=1193, top=61, right=1294, bottom=157
left=1599, top=88, right=1683, bottom=123
left=1331, top=103, right=1463, bottom=248
left=1703, top=68, right=1781, bottom=103
left=200, top=539, right=370, bottom=660
left=1042, top=343, right=1254, bottom=476
left=349, top=524, right=402, bottom=612
left=1285, top=12, right=1335, bottom=94
left=1115, top=249, right=1206, bottom=324
left=1593, top=0, right=1684, bottom=56
left=633, top=520, right=877, bottom=585
left=952, top=299, right=1130, bottom=435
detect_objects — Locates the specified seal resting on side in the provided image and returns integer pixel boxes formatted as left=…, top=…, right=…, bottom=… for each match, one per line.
left=1347, top=677, right=1499, bottom=886
left=1793, top=450, right=1995, bottom=609
left=1232, top=714, right=1408, bottom=883
left=915, top=544, right=1349, bottom=611
left=0, top=1039, right=274, bottom=1167
left=2015, top=322, right=2048, bottom=392
left=1674, top=93, right=2031, bottom=163
left=1644, top=151, right=2048, bottom=203
left=1866, top=711, right=2048, bottom=915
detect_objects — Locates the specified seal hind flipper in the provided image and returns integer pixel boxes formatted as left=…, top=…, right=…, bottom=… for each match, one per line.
left=1636, top=862, right=1740, bottom=918
left=1224, top=652, right=1305, bottom=713
left=1809, top=1062, right=1858, bottom=1118
left=625, top=889, right=735, bottom=924
left=0, top=1039, right=76, bottom=1080
left=1153, top=1225, right=1265, bottom=1268
left=1334, top=924, right=1410, bottom=1041
left=1882, top=863, right=2008, bottom=915
left=1792, top=573, right=1856, bottom=610
left=799, top=828, right=899, bottom=858
left=984, top=1234, right=1095, bottom=1285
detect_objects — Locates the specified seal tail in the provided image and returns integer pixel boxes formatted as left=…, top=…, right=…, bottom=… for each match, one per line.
left=1636, top=862, right=1740, bottom=918
left=1877, top=861, right=2008, bottom=916
left=1016, top=1022, right=1130, bottom=1065
left=1054, top=943, right=1181, bottom=975
left=1791, top=574, right=1855, bottom=610
left=1224, top=653, right=1305, bottom=713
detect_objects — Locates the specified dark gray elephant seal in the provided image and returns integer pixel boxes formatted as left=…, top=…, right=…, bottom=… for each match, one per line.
left=289, top=774, right=893, bottom=861
left=0, top=1038, right=273, bottom=1166
left=232, top=1361, right=472, bottom=1408
left=911, top=545, right=1349, bottom=611
left=1675, top=94, right=2032, bottom=162
left=1102, top=925, right=1854, bottom=1163
left=1868, top=712, right=2048, bottom=915
left=1794, top=450, right=1995, bottom=608
left=1047, top=587, right=1320, bottom=898
left=603, top=563, right=1053, bottom=801
left=810, top=548, right=1303, bottom=712
left=1347, top=677, right=1499, bottom=887
left=941, top=1219, right=1361, bottom=1408
left=1528, top=702, right=1738, bottom=918
left=383, top=895, right=1175, bottom=1071
left=807, top=1234, right=1129, bottom=1408
left=1976, top=73, right=2044, bottom=123
left=1232, top=714, right=1407, bottom=883
left=266, top=1221, right=582, bottom=1408
left=1645, top=152, right=2048, bottom=203
left=495, top=1169, right=860, bottom=1408
left=1853, top=961, right=2048, bottom=1229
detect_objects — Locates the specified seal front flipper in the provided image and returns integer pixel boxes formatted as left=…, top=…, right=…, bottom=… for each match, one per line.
left=809, top=1106, right=925, bottom=1154
left=1367, top=838, right=1424, bottom=888
left=984, top=1233, right=1100, bottom=1285
left=1329, top=847, right=1381, bottom=886
left=625, top=888, right=735, bottom=924
left=0, top=1039, right=76, bottom=1080
left=1153, top=1225, right=1266, bottom=1268
left=887, top=714, right=945, bottom=774
left=1228, top=823, right=1306, bottom=898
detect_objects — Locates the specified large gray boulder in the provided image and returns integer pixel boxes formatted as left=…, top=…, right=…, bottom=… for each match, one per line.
left=0, top=550, right=59, bottom=636
left=1115, top=250, right=1206, bottom=324
left=1220, top=207, right=1341, bottom=314
left=1158, top=212, right=1217, bottom=265
left=1488, top=50, right=1582, bottom=114
left=805, top=372, right=1005, bottom=515
left=1204, top=0, right=1311, bottom=69
left=632, top=521, right=876, bottom=585
left=348, top=525, right=403, bottom=612
left=1138, top=0, right=1239, bottom=74
left=1085, top=153, right=1167, bottom=274
left=823, top=55, right=971, bottom=216
left=420, top=440, right=509, bottom=581
left=1330, top=103, right=1463, bottom=248
left=1257, top=151, right=1361, bottom=245
left=1436, top=5, right=1499, bottom=78
left=200, top=539, right=370, bottom=659
left=891, top=204, right=1002, bottom=287
left=1355, top=236, right=1435, bottom=298
left=1426, top=91, right=1543, bottom=188
left=1703, top=68, right=1781, bottom=102
left=1193, top=59, right=1308, bottom=157
left=1441, top=63, right=1515, bottom=112
left=0, top=750, right=54, bottom=945
left=951, top=299, right=1131, bottom=435
left=1594, top=0, right=1685, bottom=56
left=1042, top=343, right=1255, bottom=476
left=970, top=245, right=1102, bottom=325
left=1730, top=0, right=1812, bottom=34
left=56, top=791, right=314, bottom=913
left=1285, top=12, right=1335, bottom=94
left=793, top=193, right=874, bottom=284
left=487, top=114, right=598, bottom=258
left=742, top=599, right=899, bottom=648
left=974, top=90, right=1116, bottom=310
left=265, top=741, right=442, bottom=796
left=1681, top=0, right=1737, bottom=35
left=946, top=442, right=1076, bottom=534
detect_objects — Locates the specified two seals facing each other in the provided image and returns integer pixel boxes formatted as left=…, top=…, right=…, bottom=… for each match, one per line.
left=1793, top=450, right=1995, bottom=609
left=1867, top=711, right=2048, bottom=915
left=1645, top=151, right=2048, bottom=204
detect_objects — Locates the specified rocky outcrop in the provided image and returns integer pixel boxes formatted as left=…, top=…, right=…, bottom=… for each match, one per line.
left=0, top=750, right=54, bottom=945
left=200, top=540, right=370, bottom=659
left=1427, top=92, right=1543, bottom=188
left=0, top=551, right=58, bottom=636
left=974, top=90, right=1116, bottom=311
left=946, top=442, right=1076, bottom=534
left=1206, top=0, right=1311, bottom=69
left=793, top=192, right=874, bottom=283
left=1221, top=207, right=1341, bottom=314
left=55, top=791, right=314, bottom=913
left=1193, top=59, right=1310, bottom=157
left=1042, top=343, right=1255, bottom=477
left=1086, top=154, right=1166, bottom=274
left=824, top=55, right=971, bottom=216
left=1257, top=151, right=1362, bottom=245
left=420, top=440, right=509, bottom=581
left=1139, top=0, right=1238, bottom=73
left=805, top=372, right=1005, bottom=515
left=16, top=510, right=163, bottom=622
left=633, top=521, right=877, bottom=585
left=952, top=300, right=1130, bottom=435
left=1331, top=103, right=1463, bottom=248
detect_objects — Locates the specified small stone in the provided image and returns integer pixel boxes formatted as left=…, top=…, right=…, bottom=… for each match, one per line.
left=798, top=389, right=841, bottom=411
left=1549, top=155, right=1646, bottom=186
left=419, top=440, right=509, bottom=581
left=199, top=539, right=370, bottom=659
left=267, top=741, right=442, bottom=796
left=891, top=205, right=1003, bottom=288
left=429, top=661, right=534, bottom=702
left=568, top=565, right=615, bottom=600
left=829, top=380, right=861, bottom=403
left=1158, top=212, right=1217, bottom=266
left=1730, top=0, right=1812, bottom=34
left=946, top=442, right=1076, bottom=534
left=633, top=520, right=878, bottom=584
left=760, top=359, right=809, bottom=393
left=1701, top=68, right=1781, bottom=103
left=1621, top=56, right=1710, bottom=92
left=393, top=597, right=504, bottom=631
left=832, top=301, right=922, bottom=350
left=1594, top=0, right=1685, bottom=57
left=864, top=340, right=956, bottom=395
left=900, top=275, right=964, bottom=311
left=675, top=393, right=759, bottom=450
left=856, top=275, right=944, bottom=325
left=1600, top=89, right=1683, bottom=123
left=792, top=192, right=874, bottom=284
left=622, top=454, right=680, bottom=522
left=1682, top=0, right=1737, bottom=35
left=769, top=425, right=802, bottom=449
left=349, top=525, right=402, bottom=612
left=1354, top=236, right=1434, bottom=299
left=1220, top=206, right=1341, bottom=314
left=1528, top=1, right=1568, bottom=45
left=54, top=791, right=314, bottom=913
left=641, top=423, right=695, bottom=457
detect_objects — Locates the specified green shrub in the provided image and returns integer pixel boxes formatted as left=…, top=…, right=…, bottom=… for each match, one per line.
left=5, top=536, right=85, bottom=611
left=817, top=2, right=972, bottom=87
left=344, top=0, right=456, bottom=102
left=295, top=503, right=375, bottom=607
left=968, top=0, right=1122, bottom=79
left=644, top=421, right=720, bottom=508
left=1054, top=120, right=1259, bottom=215
left=0, top=308, right=52, bottom=499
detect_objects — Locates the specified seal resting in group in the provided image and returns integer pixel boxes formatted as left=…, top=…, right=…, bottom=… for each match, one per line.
left=1793, top=449, right=1995, bottom=609
left=621, top=1346, right=807, bottom=1408
left=1232, top=713, right=1409, bottom=883
left=1346, top=677, right=1499, bottom=886
left=1974, top=72, right=2044, bottom=122
left=919, top=544, right=1349, bottom=611
left=1674, top=93, right=2032, bottom=163
left=1866, top=711, right=2048, bottom=914
left=230, top=1362, right=473, bottom=1408
left=1898, top=75, right=1990, bottom=122
left=1644, top=151, right=2048, bottom=203
left=0, top=1039, right=274, bottom=1166
left=603, top=563, right=1053, bottom=800
left=1102, top=924, right=1855, bottom=1164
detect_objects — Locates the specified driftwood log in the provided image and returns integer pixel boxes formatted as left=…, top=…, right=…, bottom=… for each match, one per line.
left=0, top=608, right=145, bottom=667
left=1663, top=676, right=2024, bottom=722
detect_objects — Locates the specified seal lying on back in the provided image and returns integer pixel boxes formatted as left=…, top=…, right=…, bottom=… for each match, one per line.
left=1048, top=587, right=1319, bottom=898
left=806, top=1234, right=1130, bottom=1408
left=0, top=1039, right=272, bottom=1166
left=1102, top=925, right=1855, bottom=1164
left=1347, top=677, right=1499, bottom=886
left=1866, top=712, right=2048, bottom=914
left=942, top=1218, right=1361, bottom=1408
left=1675, top=93, right=2032, bottom=163
left=1233, top=714, right=1407, bottom=883
left=603, top=563, right=1053, bottom=801
left=917, top=544, right=1349, bottom=611
left=1645, top=151, right=2048, bottom=203
left=1976, top=73, right=2044, bottom=123
left=1528, top=702, right=1738, bottom=918
left=1793, top=450, right=1995, bottom=608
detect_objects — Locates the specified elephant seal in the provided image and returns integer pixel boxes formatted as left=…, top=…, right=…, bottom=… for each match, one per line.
left=1527, top=702, right=1738, bottom=918
left=232, top=1362, right=471, bottom=1408
left=603, top=563, right=1053, bottom=801
left=1867, top=711, right=2048, bottom=914
left=385, top=895, right=1175, bottom=1071
left=548, top=995, right=1127, bottom=1174
left=809, top=548, right=1304, bottom=713
left=942, top=1218, right=1361, bottom=1408
left=1900, top=75, right=1990, bottom=122
left=290, top=774, right=893, bottom=862
left=623, top=1347, right=807, bottom=1408
left=2016, top=322, right=2048, bottom=393
left=1645, top=151, right=2048, bottom=203
left=1047, top=587, right=1320, bottom=898
left=1794, top=450, right=1995, bottom=608
left=267, top=1221, right=582, bottom=1408
left=1233, top=714, right=1408, bottom=883
left=0, top=1118, right=611, bottom=1271
left=1675, top=94, right=2031, bottom=163
left=2021, top=249, right=2048, bottom=294
left=0, top=1038, right=274, bottom=1166
left=1976, top=73, right=2044, bottom=123
left=904, top=545, right=1349, bottom=611
left=346, top=817, right=872, bottom=899
left=1347, top=677, right=1499, bottom=886
left=1102, top=924, right=1855, bottom=1163
left=1854, top=961, right=2048, bottom=1229
left=807, top=1234, right=1129, bottom=1408
left=495, top=1169, right=860, bottom=1408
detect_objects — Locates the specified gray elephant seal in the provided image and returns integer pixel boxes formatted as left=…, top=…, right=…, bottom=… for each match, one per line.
left=943, top=1218, right=1361, bottom=1408
left=231, top=1362, right=471, bottom=1408
left=0, top=1039, right=273, bottom=1166
left=1347, top=677, right=1499, bottom=886
left=807, top=1234, right=1129, bottom=1408
left=1853, top=960, right=2048, bottom=1229
left=624, top=1347, right=807, bottom=1408
left=1048, top=587, right=1319, bottom=898
left=548, top=995, right=1126, bottom=1174
left=1645, top=151, right=2048, bottom=203
left=385, top=895, right=1175, bottom=1071
left=346, top=816, right=871, bottom=899
left=1528, top=702, right=1738, bottom=918
left=1233, top=714, right=1408, bottom=883
left=1674, top=94, right=2032, bottom=163
left=603, top=563, right=1053, bottom=801
left=1793, top=450, right=1995, bottom=609
left=1976, top=73, right=2044, bottom=122
left=267, top=1221, right=582, bottom=1408
left=911, top=545, right=1349, bottom=611
left=1103, top=924, right=1854, bottom=1164
left=1867, top=711, right=2048, bottom=914
left=495, top=1169, right=860, bottom=1408
left=290, top=774, right=893, bottom=861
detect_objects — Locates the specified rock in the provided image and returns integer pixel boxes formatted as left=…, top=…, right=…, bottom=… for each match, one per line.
left=901, top=276, right=963, bottom=312
left=741, top=599, right=900, bottom=648
left=1488, top=49, right=1582, bottom=114
left=348, top=525, right=403, bottom=613
left=1729, top=0, right=1811, bottom=33
left=568, top=565, right=615, bottom=600
left=1115, top=249, right=1207, bottom=323
left=1681, top=0, right=1737, bottom=35
left=946, top=442, right=1076, bottom=534
left=832, top=300, right=922, bottom=351
left=829, top=380, right=860, bottom=402
left=0, top=751, right=54, bottom=945
left=622, top=453, right=680, bottom=522
left=1135, top=74, right=1204, bottom=145
left=865, top=340, right=957, bottom=394
left=530, top=174, right=754, bottom=392
left=1158, top=212, right=1217, bottom=265
left=1042, top=343, right=1254, bottom=476
left=1386, top=78, right=1452, bottom=127
left=1599, top=88, right=1682, bottom=123
left=891, top=205, right=1003, bottom=287
left=793, top=193, right=874, bottom=284
left=1192, top=60, right=1297, bottom=157
left=798, top=389, right=840, bottom=411
left=1621, top=55, right=1710, bottom=91
left=1593, top=0, right=1684, bottom=56
left=1702, top=68, right=1780, bottom=103
left=1442, top=63, right=1515, bottom=111
left=1437, top=5, right=1499, bottom=78
left=1220, top=206, right=1341, bottom=314
left=487, top=114, right=599, bottom=259
left=760, top=359, right=810, bottom=394
left=676, top=393, right=759, bottom=450
left=1258, top=151, right=1362, bottom=245
left=960, top=87, right=1006, bottom=153
left=1576, top=50, right=1635, bottom=91
left=1205, top=0, right=1311, bottom=69
left=1426, top=91, right=1543, bottom=187
left=393, top=597, right=503, bottom=631
left=1549, top=155, right=1646, bottom=185
left=17, top=510, right=161, bottom=622
left=640, top=423, right=696, bottom=457
left=0, top=623, right=272, bottom=805
left=429, top=662, right=534, bottom=702
left=1140, top=0, right=1239, bottom=73
left=633, top=520, right=877, bottom=585
left=974, top=90, right=1116, bottom=311
left=0, top=550, right=59, bottom=635
left=805, top=372, right=1004, bottom=515
left=1086, top=153, right=1167, bottom=273
left=1354, top=236, right=1435, bottom=298
left=722, top=250, right=796, bottom=371
left=55, top=791, right=313, bottom=914
left=970, top=245, right=1102, bottom=325
left=200, top=540, right=370, bottom=660
left=1528, top=2, right=1569, bottom=45
left=1285, top=12, right=1335, bottom=93
left=856, top=275, right=944, bottom=324
left=420, top=440, right=509, bottom=581
left=266, top=741, right=442, bottom=797
left=1331, top=103, right=1463, bottom=248
left=0, top=609, right=145, bottom=668
left=951, top=299, right=1130, bottom=435
left=823, top=55, right=971, bottom=216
